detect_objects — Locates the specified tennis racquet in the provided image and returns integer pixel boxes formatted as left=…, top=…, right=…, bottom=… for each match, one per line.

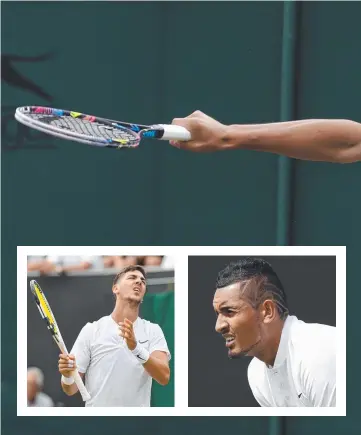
left=29, top=280, right=91, bottom=401
left=15, top=106, right=191, bottom=148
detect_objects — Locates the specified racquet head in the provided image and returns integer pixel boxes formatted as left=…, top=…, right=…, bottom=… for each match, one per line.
left=15, top=106, right=191, bottom=148
left=29, top=280, right=91, bottom=402
left=30, top=279, right=64, bottom=348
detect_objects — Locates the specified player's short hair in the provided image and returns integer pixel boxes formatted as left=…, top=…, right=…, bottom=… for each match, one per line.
left=27, top=367, right=44, bottom=389
left=216, top=257, right=289, bottom=320
left=113, top=265, right=146, bottom=286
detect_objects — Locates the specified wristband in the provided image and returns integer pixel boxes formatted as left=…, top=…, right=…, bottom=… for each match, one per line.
left=61, top=375, right=75, bottom=385
left=131, top=344, right=150, bottom=364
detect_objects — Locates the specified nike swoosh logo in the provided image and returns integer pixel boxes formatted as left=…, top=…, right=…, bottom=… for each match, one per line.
left=298, top=393, right=302, bottom=398
left=135, top=354, right=146, bottom=361
left=139, top=340, right=149, bottom=344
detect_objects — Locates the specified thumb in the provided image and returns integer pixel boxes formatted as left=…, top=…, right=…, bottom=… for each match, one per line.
left=171, top=117, right=191, bottom=128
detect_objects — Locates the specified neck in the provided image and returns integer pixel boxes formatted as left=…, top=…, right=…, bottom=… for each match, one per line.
left=111, top=299, right=140, bottom=323
left=253, top=318, right=285, bottom=367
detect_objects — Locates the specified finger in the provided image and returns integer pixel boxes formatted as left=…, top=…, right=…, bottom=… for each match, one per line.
left=119, top=323, right=132, bottom=332
left=171, top=117, right=191, bottom=129
left=60, top=360, right=75, bottom=368
left=169, top=140, right=182, bottom=149
left=124, top=318, right=133, bottom=327
left=169, top=140, right=195, bottom=151
left=119, top=330, right=130, bottom=338
left=59, top=364, right=76, bottom=370
left=187, top=110, right=205, bottom=119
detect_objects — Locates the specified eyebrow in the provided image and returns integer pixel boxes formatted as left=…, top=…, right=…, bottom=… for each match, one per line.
left=128, top=274, right=146, bottom=282
left=214, top=304, right=236, bottom=312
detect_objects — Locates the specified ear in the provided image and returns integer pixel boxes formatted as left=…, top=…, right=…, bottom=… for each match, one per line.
left=112, top=284, right=118, bottom=297
left=260, top=300, right=277, bottom=324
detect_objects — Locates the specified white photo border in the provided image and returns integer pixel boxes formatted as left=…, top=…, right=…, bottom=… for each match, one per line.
left=18, top=245, right=346, bottom=417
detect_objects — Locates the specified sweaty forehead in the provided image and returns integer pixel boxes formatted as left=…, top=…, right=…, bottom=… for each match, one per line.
left=125, top=270, right=144, bottom=279
left=213, top=282, right=244, bottom=307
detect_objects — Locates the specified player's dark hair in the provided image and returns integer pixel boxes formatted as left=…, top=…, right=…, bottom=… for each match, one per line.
left=216, top=258, right=289, bottom=320
left=113, top=265, right=146, bottom=286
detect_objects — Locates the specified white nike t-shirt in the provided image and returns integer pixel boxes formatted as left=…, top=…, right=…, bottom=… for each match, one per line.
left=247, top=315, right=336, bottom=407
left=70, top=315, right=171, bottom=407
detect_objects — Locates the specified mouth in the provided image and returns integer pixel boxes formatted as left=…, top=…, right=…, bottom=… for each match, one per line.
left=133, top=287, right=141, bottom=294
left=223, top=336, right=236, bottom=348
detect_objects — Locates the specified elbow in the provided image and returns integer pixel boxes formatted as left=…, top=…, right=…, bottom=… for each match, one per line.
left=157, top=370, right=170, bottom=386
left=334, top=146, right=361, bottom=164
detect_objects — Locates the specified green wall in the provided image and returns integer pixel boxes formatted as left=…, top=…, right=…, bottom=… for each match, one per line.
left=2, top=1, right=360, bottom=434
left=142, top=291, right=175, bottom=407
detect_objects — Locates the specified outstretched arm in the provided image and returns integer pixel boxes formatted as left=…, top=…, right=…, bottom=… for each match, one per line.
left=171, top=111, right=361, bottom=163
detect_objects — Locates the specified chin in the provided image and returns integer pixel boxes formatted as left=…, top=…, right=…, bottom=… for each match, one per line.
left=228, top=345, right=253, bottom=359
left=128, top=296, right=141, bottom=304
left=227, top=347, right=242, bottom=359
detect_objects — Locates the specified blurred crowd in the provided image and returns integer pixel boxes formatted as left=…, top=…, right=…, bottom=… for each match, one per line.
left=27, top=255, right=174, bottom=275
left=27, top=367, right=54, bottom=407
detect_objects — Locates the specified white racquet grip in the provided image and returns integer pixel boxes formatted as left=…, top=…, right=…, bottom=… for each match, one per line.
left=74, top=371, right=91, bottom=401
left=155, top=124, right=192, bottom=141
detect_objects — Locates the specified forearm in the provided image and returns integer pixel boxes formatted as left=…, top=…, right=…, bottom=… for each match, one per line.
left=143, top=355, right=170, bottom=386
left=61, top=380, right=79, bottom=396
left=227, top=119, right=361, bottom=163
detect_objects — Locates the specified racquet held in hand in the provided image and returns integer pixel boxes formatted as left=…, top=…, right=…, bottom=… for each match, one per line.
left=15, top=106, right=191, bottom=149
left=29, top=280, right=91, bottom=401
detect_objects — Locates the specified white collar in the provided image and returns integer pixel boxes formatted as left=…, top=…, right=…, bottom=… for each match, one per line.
left=269, top=315, right=294, bottom=369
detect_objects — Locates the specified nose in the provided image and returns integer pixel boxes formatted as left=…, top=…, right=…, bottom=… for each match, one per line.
left=215, top=315, right=228, bottom=334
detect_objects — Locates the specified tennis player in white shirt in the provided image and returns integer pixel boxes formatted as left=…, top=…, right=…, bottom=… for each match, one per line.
left=213, top=258, right=336, bottom=407
left=58, top=265, right=171, bottom=407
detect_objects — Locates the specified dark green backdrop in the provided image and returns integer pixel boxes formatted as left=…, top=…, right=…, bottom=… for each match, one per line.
left=2, top=1, right=360, bottom=434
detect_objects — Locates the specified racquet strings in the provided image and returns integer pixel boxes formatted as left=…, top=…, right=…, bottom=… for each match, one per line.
left=29, top=112, right=136, bottom=144
left=31, top=281, right=58, bottom=334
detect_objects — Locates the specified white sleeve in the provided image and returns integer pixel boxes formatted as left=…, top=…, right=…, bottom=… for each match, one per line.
left=300, top=353, right=336, bottom=407
left=247, top=361, right=273, bottom=407
left=149, top=324, right=171, bottom=361
left=69, top=323, right=93, bottom=374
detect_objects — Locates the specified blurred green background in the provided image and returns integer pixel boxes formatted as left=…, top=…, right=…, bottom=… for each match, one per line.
left=2, top=1, right=360, bottom=434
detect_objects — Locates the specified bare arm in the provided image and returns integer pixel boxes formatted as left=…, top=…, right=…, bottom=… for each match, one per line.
left=119, top=319, right=170, bottom=386
left=143, top=350, right=170, bottom=386
left=171, top=111, right=361, bottom=163
left=229, top=119, right=361, bottom=163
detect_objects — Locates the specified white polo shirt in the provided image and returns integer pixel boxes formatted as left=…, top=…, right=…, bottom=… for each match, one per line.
left=247, top=315, right=336, bottom=407
left=70, top=315, right=171, bottom=407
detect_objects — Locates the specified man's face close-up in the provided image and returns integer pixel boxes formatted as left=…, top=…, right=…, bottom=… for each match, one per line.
left=213, top=283, right=261, bottom=359
left=114, top=270, right=146, bottom=304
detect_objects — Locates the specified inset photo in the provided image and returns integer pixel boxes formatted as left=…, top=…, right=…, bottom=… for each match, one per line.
left=188, top=248, right=345, bottom=416
left=18, top=250, right=175, bottom=415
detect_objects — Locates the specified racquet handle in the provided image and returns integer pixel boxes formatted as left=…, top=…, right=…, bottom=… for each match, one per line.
left=59, top=342, right=91, bottom=402
left=73, top=370, right=91, bottom=401
left=156, top=124, right=192, bottom=141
